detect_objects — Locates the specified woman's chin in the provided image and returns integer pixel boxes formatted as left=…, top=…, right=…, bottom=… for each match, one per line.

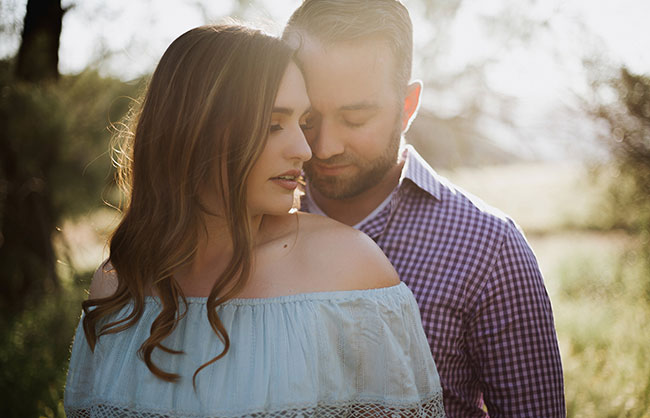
left=265, top=206, right=296, bottom=216
left=250, top=202, right=295, bottom=218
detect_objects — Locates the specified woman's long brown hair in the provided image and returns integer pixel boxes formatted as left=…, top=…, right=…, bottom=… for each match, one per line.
left=81, top=24, right=294, bottom=384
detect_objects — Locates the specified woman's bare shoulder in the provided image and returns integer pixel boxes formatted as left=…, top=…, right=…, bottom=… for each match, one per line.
left=294, top=212, right=400, bottom=290
left=88, top=260, right=118, bottom=299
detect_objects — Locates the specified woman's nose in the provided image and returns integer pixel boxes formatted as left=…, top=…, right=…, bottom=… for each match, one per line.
left=289, top=126, right=312, bottom=162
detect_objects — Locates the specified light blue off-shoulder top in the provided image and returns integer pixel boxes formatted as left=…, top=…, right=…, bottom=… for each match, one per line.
left=64, top=282, right=445, bottom=417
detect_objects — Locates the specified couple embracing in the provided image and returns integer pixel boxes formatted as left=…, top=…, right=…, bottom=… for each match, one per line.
left=64, top=1, right=565, bottom=417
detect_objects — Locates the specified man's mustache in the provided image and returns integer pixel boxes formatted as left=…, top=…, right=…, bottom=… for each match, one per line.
left=306, top=154, right=357, bottom=166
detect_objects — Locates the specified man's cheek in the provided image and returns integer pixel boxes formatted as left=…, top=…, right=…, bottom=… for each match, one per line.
left=304, top=128, right=318, bottom=145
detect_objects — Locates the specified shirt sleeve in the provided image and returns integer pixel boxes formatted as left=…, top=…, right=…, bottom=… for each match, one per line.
left=467, top=221, right=565, bottom=417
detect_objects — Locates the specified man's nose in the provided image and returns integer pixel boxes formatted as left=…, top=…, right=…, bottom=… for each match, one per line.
left=309, top=118, right=345, bottom=160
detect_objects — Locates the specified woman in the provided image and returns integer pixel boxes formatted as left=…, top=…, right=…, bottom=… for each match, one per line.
left=64, top=24, right=445, bottom=417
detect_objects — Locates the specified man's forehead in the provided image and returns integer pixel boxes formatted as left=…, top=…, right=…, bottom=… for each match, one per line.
left=295, top=35, right=394, bottom=101
left=296, top=33, right=393, bottom=67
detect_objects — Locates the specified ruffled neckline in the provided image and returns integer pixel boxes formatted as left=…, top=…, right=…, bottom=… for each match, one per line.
left=143, top=282, right=407, bottom=306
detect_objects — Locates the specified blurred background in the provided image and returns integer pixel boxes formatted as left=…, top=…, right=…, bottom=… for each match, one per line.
left=1, top=0, right=649, bottom=416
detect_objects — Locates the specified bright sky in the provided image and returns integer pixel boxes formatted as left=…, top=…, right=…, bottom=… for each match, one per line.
left=1, top=0, right=648, bottom=79
left=1, top=0, right=648, bottom=159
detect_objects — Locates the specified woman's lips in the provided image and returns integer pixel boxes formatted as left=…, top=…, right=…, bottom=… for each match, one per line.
left=270, top=169, right=302, bottom=190
left=271, top=178, right=299, bottom=190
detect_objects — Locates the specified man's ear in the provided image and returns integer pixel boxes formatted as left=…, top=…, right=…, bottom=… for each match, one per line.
left=401, top=80, right=422, bottom=132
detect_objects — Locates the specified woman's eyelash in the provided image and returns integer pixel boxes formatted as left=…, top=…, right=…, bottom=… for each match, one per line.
left=270, top=124, right=282, bottom=132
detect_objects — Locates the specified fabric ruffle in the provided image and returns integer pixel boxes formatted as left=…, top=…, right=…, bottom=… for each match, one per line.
left=65, top=283, right=444, bottom=417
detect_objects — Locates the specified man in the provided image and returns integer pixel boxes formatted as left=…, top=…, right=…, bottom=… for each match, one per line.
left=283, top=0, right=565, bottom=416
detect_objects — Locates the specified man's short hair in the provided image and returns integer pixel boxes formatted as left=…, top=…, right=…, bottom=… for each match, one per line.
left=283, top=0, right=413, bottom=99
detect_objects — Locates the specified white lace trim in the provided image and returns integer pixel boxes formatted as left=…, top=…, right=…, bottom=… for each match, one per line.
left=65, top=392, right=445, bottom=417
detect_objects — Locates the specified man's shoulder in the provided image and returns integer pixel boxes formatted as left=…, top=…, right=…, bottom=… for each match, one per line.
left=400, top=147, right=518, bottom=238
left=399, top=177, right=522, bottom=270
left=439, top=177, right=514, bottom=228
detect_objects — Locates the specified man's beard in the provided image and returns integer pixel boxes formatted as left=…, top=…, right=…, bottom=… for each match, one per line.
left=305, top=122, right=401, bottom=200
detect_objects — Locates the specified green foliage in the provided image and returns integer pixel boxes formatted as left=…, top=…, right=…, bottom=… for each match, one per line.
left=551, top=237, right=650, bottom=417
left=596, top=69, right=650, bottom=235
left=555, top=69, right=650, bottom=412
left=0, top=275, right=89, bottom=418
left=0, top=59, right=142, bottom=416
left=595, top=69, right=650, bottom=307
left=1, top=58, right=66, bottom=312
left=51, top=70, right=145, bottom=217
left=0, top=58, right=144, bottom=313
left=0, top=58, right=145, bottom=220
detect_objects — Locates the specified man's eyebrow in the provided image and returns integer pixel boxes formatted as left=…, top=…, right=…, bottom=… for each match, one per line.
left=339, top=102, right=380, bottom=111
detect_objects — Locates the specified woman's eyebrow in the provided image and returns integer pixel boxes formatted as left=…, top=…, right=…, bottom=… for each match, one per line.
left=272, top=107, right=293, bottom=115
left=273, top=106, right=312, bottom=117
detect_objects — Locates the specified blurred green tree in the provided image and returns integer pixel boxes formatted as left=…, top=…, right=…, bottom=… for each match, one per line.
left=0, top=0, right=143, bottom=322
left=0, top=0, right=67, bottom=316
left=604, top=69, right=650, bottom=223
left=0, top=3, right=142, bottom=414
left=593, top=68, right=650, bottom=296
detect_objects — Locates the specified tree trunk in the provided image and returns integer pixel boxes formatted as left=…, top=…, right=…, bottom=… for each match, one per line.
left=0, top=0, right=65, bottom=314
left=0, top=138, right=59, bottom=314
left=15, top=0, right=64, bottom=83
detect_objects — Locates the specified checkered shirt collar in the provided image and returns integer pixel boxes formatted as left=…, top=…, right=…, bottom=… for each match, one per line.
left=398, top=144, right=442, bottom=201
left=353, top=145, right=442, bottom=240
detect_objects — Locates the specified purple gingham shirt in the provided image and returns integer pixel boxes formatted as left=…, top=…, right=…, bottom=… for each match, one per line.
left=303, top=145, right=565, bottom=417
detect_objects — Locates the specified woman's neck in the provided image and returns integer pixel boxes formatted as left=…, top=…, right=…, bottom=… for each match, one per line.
left=172, top=213, right=265, bottom=297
